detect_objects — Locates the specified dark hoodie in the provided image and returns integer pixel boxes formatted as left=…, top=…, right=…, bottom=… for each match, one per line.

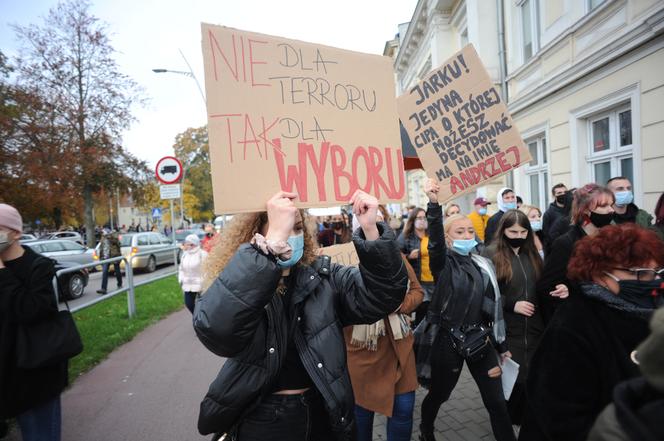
left=613, top=203, right=653, bottom=228
left=588, top=377, right=664, bottom=441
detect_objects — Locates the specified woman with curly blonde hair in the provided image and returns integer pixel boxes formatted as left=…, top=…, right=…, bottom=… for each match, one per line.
left=194, top=190, right=409, bottom=441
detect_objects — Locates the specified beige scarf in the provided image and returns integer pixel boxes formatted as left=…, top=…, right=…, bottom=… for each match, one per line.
left=350, top=313, right=412, bottom=351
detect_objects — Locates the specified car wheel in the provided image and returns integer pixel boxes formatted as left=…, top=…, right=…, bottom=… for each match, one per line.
left=145, top=255, right=157, bottom=273
left=67, top=273, right=86, bottom=299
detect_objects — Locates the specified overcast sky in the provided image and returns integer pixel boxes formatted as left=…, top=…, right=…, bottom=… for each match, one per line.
left=1, top=0, right=416, bottom=169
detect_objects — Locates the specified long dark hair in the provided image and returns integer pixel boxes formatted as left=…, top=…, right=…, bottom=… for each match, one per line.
left=655, top=193, right=664, bottom=226
left=491, top=210, right=542, bottom=284
left=402, top=207, right=425, bottom=238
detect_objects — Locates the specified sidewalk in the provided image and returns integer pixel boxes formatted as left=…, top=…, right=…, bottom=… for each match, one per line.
left=8, top=309, right=494, bottom=440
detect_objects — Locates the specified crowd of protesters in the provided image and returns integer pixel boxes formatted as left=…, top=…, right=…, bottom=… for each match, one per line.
left=1, top=174, right=663, bottom=441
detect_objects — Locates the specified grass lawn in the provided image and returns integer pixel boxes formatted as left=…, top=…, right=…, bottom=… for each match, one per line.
left=69, top=275, right=183, bottom=382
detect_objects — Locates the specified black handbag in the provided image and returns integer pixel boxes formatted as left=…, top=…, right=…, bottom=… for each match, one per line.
left=15, top=258, right=83, bottom=369
left=449, top=325, right=491, bottom=362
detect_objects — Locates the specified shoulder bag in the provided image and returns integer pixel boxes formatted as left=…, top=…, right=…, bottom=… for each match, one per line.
left=15, top=257, right=83, bottom=369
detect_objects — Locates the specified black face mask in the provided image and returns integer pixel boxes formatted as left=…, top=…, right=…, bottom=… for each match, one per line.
left=332, top=222, right=343, bottom=230
left=617, top=279, right=664, bottom=309
left=555, top=194, right=566, bottom=205
left=590, top=211, right=614, bottom=228
left=505, top=236, right=527, bottom=248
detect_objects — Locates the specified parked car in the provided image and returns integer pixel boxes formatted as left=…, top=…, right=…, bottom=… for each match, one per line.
left=20, top=233, right=38, bottom=242
left=174, top=228, right=206, bottom=244
left=21, top=242, right=90, bottom=300
left=40, top=231, right=84, bottom=245
left=116, top=232, right=175, bottom=273
left=24, top=239, right=96, bottom=267
left=54, top=260, right=89, bottom=300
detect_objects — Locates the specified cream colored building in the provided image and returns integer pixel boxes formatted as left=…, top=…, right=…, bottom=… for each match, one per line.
left=387, top=0, right=664, bottom=215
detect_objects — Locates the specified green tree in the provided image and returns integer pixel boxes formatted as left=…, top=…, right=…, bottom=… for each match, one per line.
left=173, top=126, right=214, bottom=222
left=12, top=0, right=147, bottom=244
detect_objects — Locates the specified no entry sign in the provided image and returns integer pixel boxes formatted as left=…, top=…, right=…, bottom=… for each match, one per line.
left=155, top=156, right=183, bottom=184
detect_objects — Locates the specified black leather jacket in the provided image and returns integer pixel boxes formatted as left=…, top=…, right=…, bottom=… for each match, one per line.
left=193, top=224, right=408, bottom=439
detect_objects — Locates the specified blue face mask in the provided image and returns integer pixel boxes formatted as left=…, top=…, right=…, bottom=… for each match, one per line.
left=277, top=233, right=304, bottom=268
left=530, top=220, right=542, bottom=232
left=478, top=207, right=487, bottom=216
left=614, top=190, right=634, bottom=206
left=452, top=238, right=478, bottom=256
left=503, top=201, right=517, bottom=210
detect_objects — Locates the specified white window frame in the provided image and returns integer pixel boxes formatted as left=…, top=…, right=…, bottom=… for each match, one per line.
left=524, top=134, right=550, bottom=209
left=587, top=104, right=634, bottom=185
left=586, top=0, right=606, bottom=13
left=518, top=0, right=540, bottom=64
left=569, top=84, right=641, bottom=206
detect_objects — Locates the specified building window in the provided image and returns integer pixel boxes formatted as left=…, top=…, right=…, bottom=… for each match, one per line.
left=520, top=0, right=539, bottom=62
left=588, top=105, right=633, bottom=186
left=587, top=0, right=605, bottom=12
left=525, top=135, right=549, bottom=209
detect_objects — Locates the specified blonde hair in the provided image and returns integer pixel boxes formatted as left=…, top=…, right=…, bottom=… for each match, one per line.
left=519, top=205, right=541, bottom=218
left=443, top=214, right=470, bottom=235
left=202, top=210, right=319, bottom=291
left=444, top=203, right=461, bottom=217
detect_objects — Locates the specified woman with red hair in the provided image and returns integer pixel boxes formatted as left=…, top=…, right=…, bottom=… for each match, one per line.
left=519, top=224, right=664, bottom=441
left=535, top=184, right=615, bottom=324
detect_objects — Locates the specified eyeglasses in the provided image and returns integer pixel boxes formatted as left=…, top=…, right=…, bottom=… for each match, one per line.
left=612, top=268, right=664, bottom=282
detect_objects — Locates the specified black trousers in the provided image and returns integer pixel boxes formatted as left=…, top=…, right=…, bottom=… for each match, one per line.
left=236, top=389, right=335, bottom=441
left=421, top=333, right=516, bottom=441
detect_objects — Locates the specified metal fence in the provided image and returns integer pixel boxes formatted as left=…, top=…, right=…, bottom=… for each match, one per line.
left=52, top=245, right=180, bottom=318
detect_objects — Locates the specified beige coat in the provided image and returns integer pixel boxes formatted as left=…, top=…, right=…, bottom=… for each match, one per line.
left=344, top=257, right=424, bottom=417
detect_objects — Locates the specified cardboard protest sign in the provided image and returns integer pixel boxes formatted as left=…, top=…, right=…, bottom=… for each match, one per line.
left=201, top=24, right=406, bottom=214
left=317, top=242, right=359, bottom=267
left=397, top=45, right=531, bottom=204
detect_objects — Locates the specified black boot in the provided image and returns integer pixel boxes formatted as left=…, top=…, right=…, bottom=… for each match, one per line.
left=419, top=425, right=437, bottom=441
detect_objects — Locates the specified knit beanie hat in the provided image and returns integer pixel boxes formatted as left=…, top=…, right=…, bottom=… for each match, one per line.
left=184, top=234, right=200, bottom=246
left=635, top=306, right=664, bottom=392
left=0, top=204, right=23, bottom=232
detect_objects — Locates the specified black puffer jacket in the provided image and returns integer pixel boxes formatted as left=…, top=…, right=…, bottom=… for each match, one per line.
left=194, top=224, right=408, bottom=440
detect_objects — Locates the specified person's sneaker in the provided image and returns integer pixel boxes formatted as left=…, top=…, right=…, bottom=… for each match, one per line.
left=117, top=284, right=123, bottom=289
left=97, top=289, right=107, bottom=295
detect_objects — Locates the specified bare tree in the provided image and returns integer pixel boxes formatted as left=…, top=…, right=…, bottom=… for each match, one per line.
left=12, top=0, right=146, bottom=244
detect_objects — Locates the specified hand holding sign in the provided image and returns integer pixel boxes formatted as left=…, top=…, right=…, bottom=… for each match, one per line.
left=350, top=190, right=379, bottom=241
left=265, top=191, right=299, bottom=243
left=424, top=178, right=440, bottom=204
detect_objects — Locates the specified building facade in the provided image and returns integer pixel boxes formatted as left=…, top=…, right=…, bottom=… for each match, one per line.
left=387, top=0, right=664, bottom=215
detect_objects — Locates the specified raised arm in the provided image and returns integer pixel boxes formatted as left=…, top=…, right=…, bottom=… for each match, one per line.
left=194, top=190, right=296, bottom=357
left=333, top=190, right=407, bottom=326
left=332, top=224, right=408, bottom=326
left=424, top=178, right=448, bottom=277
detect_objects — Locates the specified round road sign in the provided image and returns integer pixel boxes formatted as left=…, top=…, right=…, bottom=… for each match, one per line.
left=155, top=156, right=183, bottom=184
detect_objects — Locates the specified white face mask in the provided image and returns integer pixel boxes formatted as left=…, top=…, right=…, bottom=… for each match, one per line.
left=0, top=231, right=13, bottom=253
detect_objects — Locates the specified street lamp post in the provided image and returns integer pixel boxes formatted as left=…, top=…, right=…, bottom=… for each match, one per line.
left=153, top=49, right=206, bottom=230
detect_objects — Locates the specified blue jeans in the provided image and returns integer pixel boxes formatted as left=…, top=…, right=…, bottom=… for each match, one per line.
left=101, top=262, right=122, bottom=291
left=17, top=395, right=61, bottom=441
left=354, top=391, right=415, bottom=441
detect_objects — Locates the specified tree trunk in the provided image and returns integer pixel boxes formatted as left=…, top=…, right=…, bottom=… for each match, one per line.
left=83, top=184, right=95, bottom=247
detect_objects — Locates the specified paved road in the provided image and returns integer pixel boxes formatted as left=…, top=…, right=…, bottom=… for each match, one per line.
left=66, top=264, right=176, bottom=310
left=6, top=309, right=498, bottom=441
